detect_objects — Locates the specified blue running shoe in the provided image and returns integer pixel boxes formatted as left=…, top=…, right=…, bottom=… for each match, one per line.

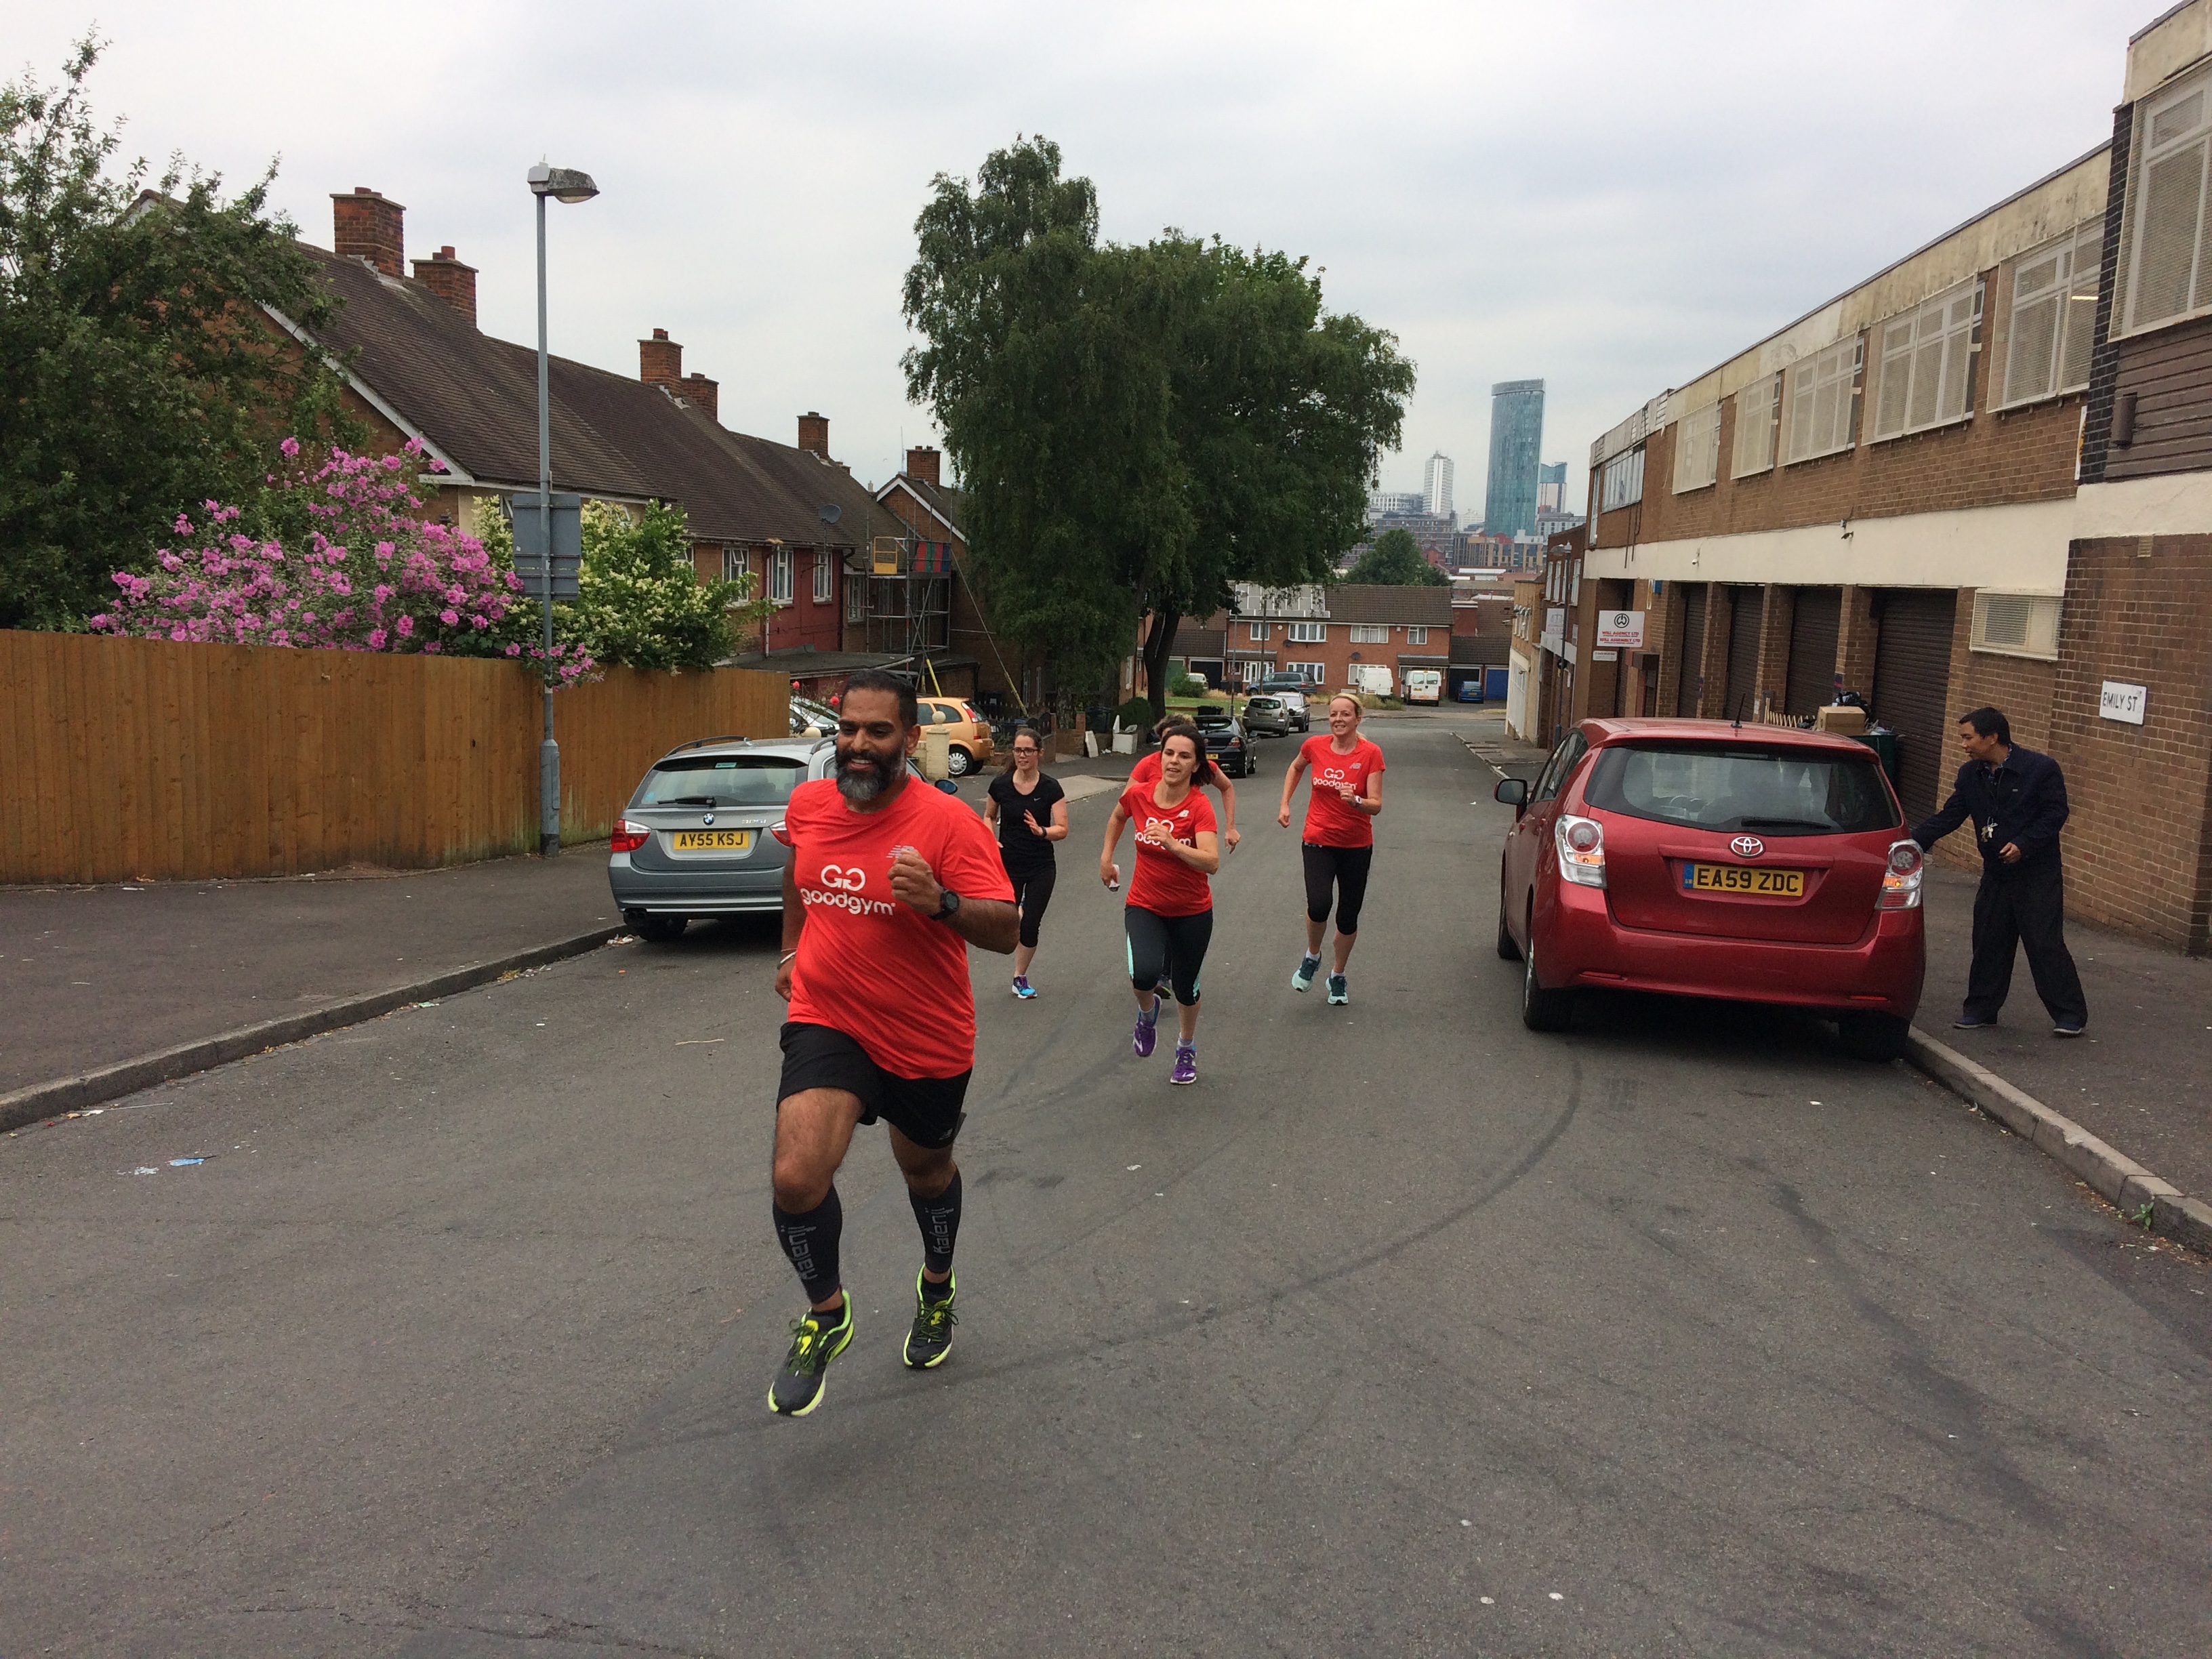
left=1012, top=975, right=1038, bottom=999
left=1326, top=973, right=1349, bottom=1006
left=1292, top=953, right=1322, bottom=993
left=1133, top=1000, right=1160, bottom=1058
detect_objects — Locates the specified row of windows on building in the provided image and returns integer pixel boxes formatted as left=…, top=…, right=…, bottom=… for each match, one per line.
left=720, top=546, right=843, bottom=607
left=1247, top=621, right=1431, bottom=644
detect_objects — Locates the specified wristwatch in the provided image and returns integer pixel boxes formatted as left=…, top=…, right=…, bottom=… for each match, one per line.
left=934, top=888, right=962, bottom=922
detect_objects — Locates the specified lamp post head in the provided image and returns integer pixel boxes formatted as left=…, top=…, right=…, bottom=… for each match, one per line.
left=527, top=164, right=599, bottom=205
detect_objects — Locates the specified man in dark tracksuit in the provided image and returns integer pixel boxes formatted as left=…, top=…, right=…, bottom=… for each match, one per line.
left=1912, top=705, right=2088, bottom=1036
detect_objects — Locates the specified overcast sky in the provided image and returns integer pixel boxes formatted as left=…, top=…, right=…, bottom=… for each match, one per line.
left=18, top=1, right=2150, bottom=520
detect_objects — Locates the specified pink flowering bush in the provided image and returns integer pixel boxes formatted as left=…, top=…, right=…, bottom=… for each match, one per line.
left=90, top=438, right=594, bottom=684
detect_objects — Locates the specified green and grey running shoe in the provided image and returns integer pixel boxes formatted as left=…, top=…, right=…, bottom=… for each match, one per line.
left=903, top=1270, right=958, bottom=1369
left=768, top=1302, right=855, bottom=1416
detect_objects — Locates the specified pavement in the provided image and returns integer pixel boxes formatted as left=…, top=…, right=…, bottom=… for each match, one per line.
left=2, top=716, right=2206, bottom=1656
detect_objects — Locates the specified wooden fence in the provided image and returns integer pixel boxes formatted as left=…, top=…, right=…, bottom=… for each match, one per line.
left=0, top=631, right=787, bottom=884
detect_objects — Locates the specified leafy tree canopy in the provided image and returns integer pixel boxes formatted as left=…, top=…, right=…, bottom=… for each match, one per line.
left=1346, top=527, right=1448, bottom=586
left=902, top=138, right=1414, bottom=714
left=0, top=37, right=356, bottom=630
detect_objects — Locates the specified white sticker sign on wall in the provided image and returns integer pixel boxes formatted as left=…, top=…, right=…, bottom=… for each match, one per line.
left=2098, top=680, right=2147, bottom=725
left=1595, top=611, right=1645, bottom=650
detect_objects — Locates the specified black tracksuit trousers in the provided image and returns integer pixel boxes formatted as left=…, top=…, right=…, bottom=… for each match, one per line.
left=1964, top=861, right=2087, bottom=1027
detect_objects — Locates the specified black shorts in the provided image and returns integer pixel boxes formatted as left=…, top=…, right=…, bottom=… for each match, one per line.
left=1125, top=904, right=1213, bottom=1007
left=777, top=1022, right=970, bottom=1149
left=1302, top=842, right=1374, bottom=934
left=1008, top=861, right=1057, bottom=949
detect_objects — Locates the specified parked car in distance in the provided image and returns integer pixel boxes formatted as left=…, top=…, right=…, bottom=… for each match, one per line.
left=609, top=737, right=944, bottom=940
left=790, top=694, right=838, bottom=735
left=1252, top=676, right=1311, bottom=729
left=917, top=696, right=994, bottom=776
left=1493, top=718, right=1924, bottom=1060
left=1242, top=694, right=1292, bottom=738
left=1189, top=704, right=1256, bottom=777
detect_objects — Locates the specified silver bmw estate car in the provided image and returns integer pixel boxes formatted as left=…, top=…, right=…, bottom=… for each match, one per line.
left=607, top=736, right=941, bottom=941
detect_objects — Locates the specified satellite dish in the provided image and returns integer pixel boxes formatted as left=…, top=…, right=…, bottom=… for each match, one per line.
left=819, top=503, right=842, bottom=525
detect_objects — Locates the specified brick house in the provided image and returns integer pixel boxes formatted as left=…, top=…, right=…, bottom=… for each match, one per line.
left=1172, top=583, right=1455, bottom=696
left=1563, top=3, right=2212, bottom=949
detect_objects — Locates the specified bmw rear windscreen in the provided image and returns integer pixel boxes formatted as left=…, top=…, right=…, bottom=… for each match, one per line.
left=634, top=756, right=806, bottom=807
left=1584, top=745, right=1899, bottom=836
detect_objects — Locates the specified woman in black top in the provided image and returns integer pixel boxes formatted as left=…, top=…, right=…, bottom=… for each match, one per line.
left=983, top=726, right=1069, bottom=998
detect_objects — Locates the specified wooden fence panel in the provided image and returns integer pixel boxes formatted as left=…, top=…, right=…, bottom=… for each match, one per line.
left=0, top=632, right=787, bottom=883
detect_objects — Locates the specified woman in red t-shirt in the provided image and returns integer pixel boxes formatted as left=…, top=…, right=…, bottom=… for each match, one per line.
left=1099, top=723, right=1221, bottom=1085
left=1275, top=693, right=1385, bottom=1005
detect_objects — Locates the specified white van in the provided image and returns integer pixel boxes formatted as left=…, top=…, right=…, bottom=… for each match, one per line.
left=1404, top=668, right=1442, bottom=704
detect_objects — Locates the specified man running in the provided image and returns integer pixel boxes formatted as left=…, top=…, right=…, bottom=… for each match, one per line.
left=1277, top=692, right=1385, bottom=1005
left=769, top=668, right=1018, bottom=1416
left=1101, top=722, right=1221, bottom=1085
left=983, top=725, right=1069, bottom=998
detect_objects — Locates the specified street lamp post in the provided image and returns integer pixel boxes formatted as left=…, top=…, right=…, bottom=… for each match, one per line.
left=526, top=162, right=598, bottom=856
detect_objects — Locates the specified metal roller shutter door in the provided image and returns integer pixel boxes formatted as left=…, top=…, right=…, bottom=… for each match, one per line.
left=1675, top=583, right=1706, bottom=714
left=1784, top=587, right=1842, bottom=716
left=1722, top=586, right=1763, bottom=721
left=1871, top=589, right=1959, bottom=822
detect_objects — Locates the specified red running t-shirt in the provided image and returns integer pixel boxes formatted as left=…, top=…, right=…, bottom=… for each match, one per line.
left=1298, top=735, right=1386, bottom=848
left=1118, top=782, right=1216, bottom=917
left=784, top=777, right=1014, bottom=1080
left=1129, top=749, right=1230, bottom=791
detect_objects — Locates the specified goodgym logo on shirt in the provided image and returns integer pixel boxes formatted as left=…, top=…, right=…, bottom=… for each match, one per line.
left=802, top=859, right=899, bottom=917
left=1143, top=811, right=1191, bottom=842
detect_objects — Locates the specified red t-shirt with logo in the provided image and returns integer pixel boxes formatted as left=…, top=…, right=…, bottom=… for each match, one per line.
left=1299, top=735, right=1386, bottom=848
left=784, top=777, right=1014, bottom=1079
left=1129, top=749, right=1230, bottom=792
left=1118, top=782, right=1216, bottom=917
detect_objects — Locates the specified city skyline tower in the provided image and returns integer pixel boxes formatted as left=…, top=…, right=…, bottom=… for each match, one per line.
left=1483, top=379, right=1545, bottom=539
left=1423, top=451, right=1454, bottom=520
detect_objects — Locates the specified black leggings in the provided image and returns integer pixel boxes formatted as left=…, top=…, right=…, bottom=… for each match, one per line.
left=1125, top=905, right=1212, bottom=1007
left=1008, top=862, right=1056, bottom=949
left=1302, top=842, right=1374, bottom=935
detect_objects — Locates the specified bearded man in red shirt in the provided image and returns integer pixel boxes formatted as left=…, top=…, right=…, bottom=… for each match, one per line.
left=768, top=670, right=1018, bottom=1416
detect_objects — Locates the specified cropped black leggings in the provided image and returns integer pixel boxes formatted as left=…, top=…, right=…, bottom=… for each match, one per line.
left=1125, top=905, right=1213, bottom=1008
left=1302, top=842, right=1374, bottom=935
left=1008, top=863, right=1056, bottom=949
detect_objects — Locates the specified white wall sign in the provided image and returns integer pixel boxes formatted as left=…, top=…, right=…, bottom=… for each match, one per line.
left=1595, top=610, right=1645, bottom=650
left=2098, top=680, right=2148, bottom=725
left=1540, top=607, right=1566, bottom=655
left=1592, top=649, right=1619, bottom=663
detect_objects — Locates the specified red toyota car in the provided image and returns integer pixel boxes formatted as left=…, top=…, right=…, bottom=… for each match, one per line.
left=1494, top=719, right=1925, bottom=1059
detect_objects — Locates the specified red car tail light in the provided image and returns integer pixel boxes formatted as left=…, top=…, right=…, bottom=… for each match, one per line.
left=1555, top=814, right=1607, bottom=888
left=611, top=818, right=651, bottom=854
left=1879, top=840, right=1924, bottom=909
left=769, top=820, right=792, bottom=847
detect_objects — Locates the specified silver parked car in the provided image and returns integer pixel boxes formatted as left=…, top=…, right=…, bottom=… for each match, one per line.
left=1241, top=694, right=1292, bottom=738
left=608, top=736, right=941, bottom=941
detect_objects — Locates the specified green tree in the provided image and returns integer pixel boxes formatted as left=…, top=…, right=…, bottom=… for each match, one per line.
left=902, top=138, right=1414, bottom=720
left=1346, top=527, right=1448, bottom=586
left=0, top=38, right=359, bottom=630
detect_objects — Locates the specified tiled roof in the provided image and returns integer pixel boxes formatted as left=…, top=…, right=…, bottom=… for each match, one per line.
left=1321, top=585, right=1455, bottom=626
left=1450, top=635, right=1511, bottom=665
left=300, top=251, right=895, bottom=550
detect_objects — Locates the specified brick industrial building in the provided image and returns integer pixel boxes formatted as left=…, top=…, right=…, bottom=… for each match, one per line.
left=1537, top=4, right=2212, bottom=951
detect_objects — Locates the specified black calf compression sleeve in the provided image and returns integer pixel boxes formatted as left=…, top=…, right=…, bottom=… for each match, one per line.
left=773, top=1187, right=844, bottom=1300
left=908, top=1170, right=962, bottom=1276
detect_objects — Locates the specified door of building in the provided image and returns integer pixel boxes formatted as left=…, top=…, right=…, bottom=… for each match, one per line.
left=1784, top=587, right=1843, bottom=716
left=1870, top=588, right=1959, bottom=822
left=1674, top=583, right=1707, bottom=716
left=1722, top=586, right=1763, bottom=721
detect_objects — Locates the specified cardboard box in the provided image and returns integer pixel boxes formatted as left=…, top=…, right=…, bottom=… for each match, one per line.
left=1815, top=704, right=1868, bottom=735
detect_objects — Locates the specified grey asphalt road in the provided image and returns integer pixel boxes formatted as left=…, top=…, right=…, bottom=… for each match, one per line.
left=3, top=718, right=2205, bottom=1658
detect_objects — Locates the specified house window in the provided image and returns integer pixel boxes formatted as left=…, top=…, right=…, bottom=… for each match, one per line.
left=1871, top=280, right=1980, bottom=441
left=813, top=550, right=834, bottom=604
left=2123, top=70, right=2212, bottom=335
left=1349, top=623, right=1389, bottom=644
left=769, top=546, right=793, bottom=605
left=1731, top=373, right=1780, bottom=476
left=1672, top=402, right=1720, bottom=493
left=1405, top=626, right=1429, bottom=645
left=1287, top=661, right=1326, bottom=682
left=722, top=548, right=748, bottom=586
left=1970, top=592, right=2061, bottom=661
left=1784, top=335, right=1861, bottom=464
left=1288, top=621, right=1326, bottom=643
left=844, top=573, right=865, bottom=623
left=2003, top=222, right=2101, bottom=407
left=1599, top=447, right=1643, bottom=512
left=1248, top=620, right=1268, bottom=642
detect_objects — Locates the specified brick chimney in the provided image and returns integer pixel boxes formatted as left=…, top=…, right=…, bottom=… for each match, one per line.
left=681, top=372, right=719, bottom=423
left=332, top=187, right=404, bottom=276
left=411, top=245, right=477, bottom=326
left=640, top=327, right=682, bottom=393
left=905, top=445, right=941, bottom=486
left=798, top=411, right=830, bottom=457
